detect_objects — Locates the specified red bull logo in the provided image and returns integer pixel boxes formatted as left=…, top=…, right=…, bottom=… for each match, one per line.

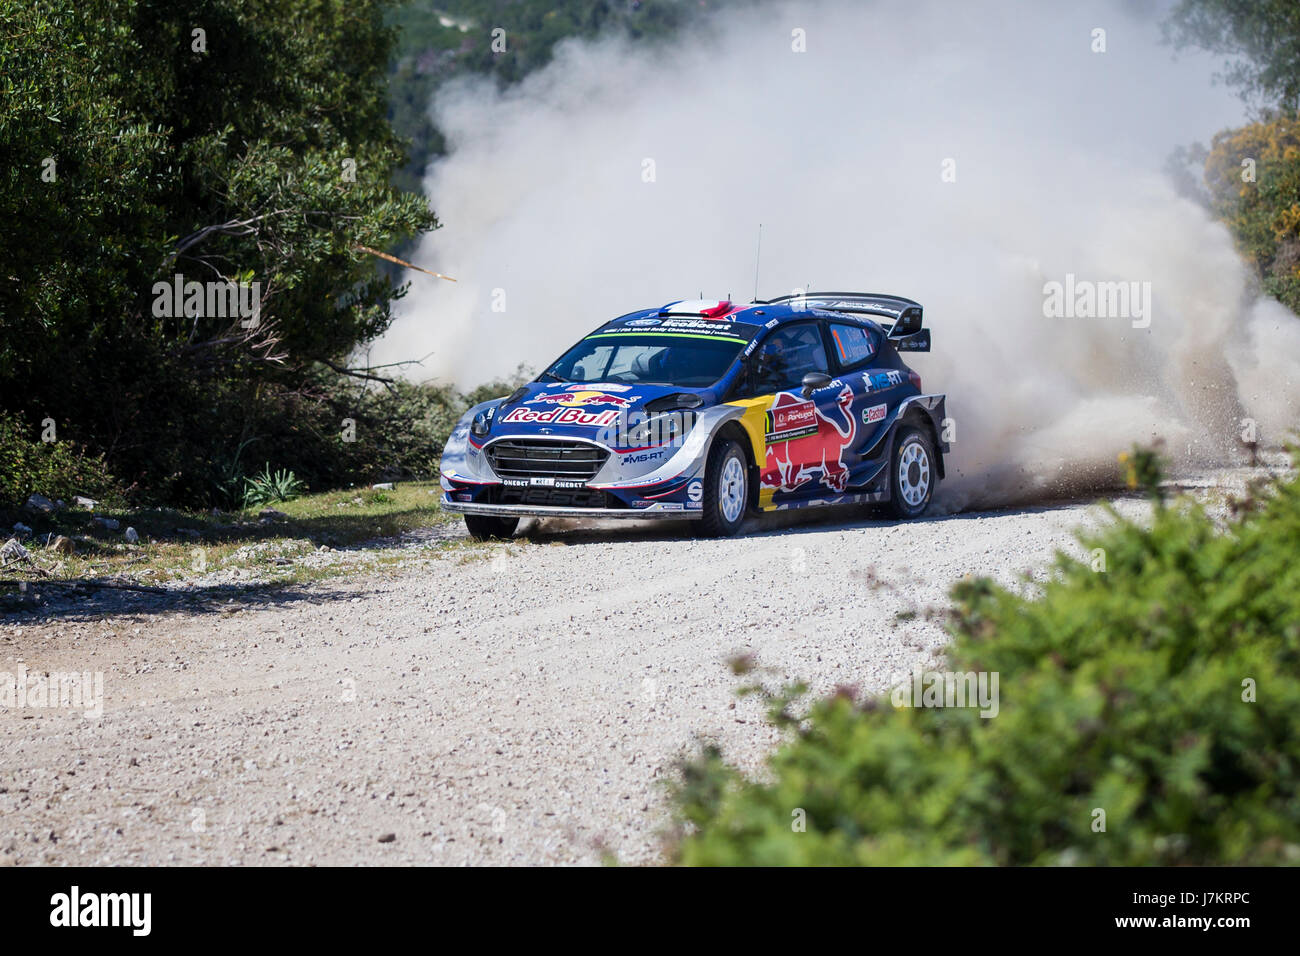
left=761, top=386, right=857, bottom=493
left=501, top=406, right=621, bottom=427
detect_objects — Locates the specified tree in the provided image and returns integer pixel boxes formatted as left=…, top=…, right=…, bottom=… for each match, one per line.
left=0, top=0, right=437, bottom=502
left=1166, top=0, right=1300, bottom=111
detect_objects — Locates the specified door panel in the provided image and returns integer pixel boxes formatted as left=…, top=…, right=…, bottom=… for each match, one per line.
left=747, top=322, right=859, bottom=502
left=827, top=321, right=901, bottom=492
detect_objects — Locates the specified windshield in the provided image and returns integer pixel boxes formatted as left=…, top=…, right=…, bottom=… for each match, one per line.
left=544, top=332, right=746, bottom=387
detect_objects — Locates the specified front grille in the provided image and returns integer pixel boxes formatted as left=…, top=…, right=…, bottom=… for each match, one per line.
left=491, top=486, right=616, bottom=509
left=485, top=439, right=609, bottom=482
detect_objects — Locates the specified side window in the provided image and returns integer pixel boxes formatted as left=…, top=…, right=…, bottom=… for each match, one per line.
left=750, top=322, right=829, bottom=394
left=828, top=323, right=877, bottom=369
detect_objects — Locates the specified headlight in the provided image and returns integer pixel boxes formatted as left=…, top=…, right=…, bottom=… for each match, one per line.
left=471, top=407, right=495, bottom=437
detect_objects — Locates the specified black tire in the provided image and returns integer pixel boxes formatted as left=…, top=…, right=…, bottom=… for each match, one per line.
left=464, top=514, right=519, bottom=541
left=885, top=425, right=936, bottom=520
left=697, top=437, right=749, bottom=538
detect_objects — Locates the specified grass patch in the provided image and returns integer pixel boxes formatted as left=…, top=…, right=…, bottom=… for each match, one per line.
left=1, top=481, right=462, bottom=595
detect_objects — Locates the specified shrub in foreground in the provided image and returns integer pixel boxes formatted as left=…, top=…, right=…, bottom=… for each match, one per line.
left=670, top=461, right=1300, bottom=865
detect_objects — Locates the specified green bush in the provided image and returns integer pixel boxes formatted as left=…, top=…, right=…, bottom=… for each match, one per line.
left=0, top=0, right=436, bottom=509
left=670, top=458, right=1300, bottom=865
left=241, top=465, right=306, bottom=509
left=0, top=413, right=122, bottom=508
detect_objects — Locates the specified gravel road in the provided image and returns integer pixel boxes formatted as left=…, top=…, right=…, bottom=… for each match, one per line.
left=0, top=486, right=1221, bottom=865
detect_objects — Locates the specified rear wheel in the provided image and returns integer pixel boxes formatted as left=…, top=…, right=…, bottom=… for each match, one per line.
left=697, top=437, right=749, bottom=538
left=886, top=425, right=935, bottom=519
left=464, top=514, right=519, bottom=541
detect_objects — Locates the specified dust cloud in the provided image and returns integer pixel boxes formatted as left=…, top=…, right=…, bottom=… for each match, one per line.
left=373, top=0, right=1300, bottom=508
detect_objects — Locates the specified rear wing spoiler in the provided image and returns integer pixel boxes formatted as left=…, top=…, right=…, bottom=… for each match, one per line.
left=757, top=291, right=930, bottom=351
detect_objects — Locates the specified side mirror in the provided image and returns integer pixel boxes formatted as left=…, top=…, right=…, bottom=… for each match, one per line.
left=800, top=371, right=832, bottom=397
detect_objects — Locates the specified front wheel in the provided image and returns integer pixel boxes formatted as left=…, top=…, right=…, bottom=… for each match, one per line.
left=885, top=425, right=936, bottom=520
left=464, top=513, right=519, bottom=541
left=697, top=438, right=749, bottom=538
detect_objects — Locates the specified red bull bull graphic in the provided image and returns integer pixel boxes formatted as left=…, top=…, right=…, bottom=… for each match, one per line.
left=525, top=385, right=638, bottom=408
left=761, top=386, right=857, bottom=494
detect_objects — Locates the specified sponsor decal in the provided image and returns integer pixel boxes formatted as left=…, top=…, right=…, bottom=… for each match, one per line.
left=686, top=479, right=703, bottom=503
left=765, top=397, right=819, bottom=443
left=685, top=500, right=703, bottom=510
left=869, top=369, right=904, bottom=392
left=622, top=449, right=667, bottom=465
left=501, top=406, right=621, bottom=428
left=813, top=298, right=902, bottom=316
left=863, top=403, right=887, bottom=424
left=526, top=388, right=638, bottom=408
left=505, top=477, right=587, bottom=489
left=659, top=317, right=735, bottom=332
left=589, top=328, right=749, bottom=343
left=514, top=476, right=587, bottom=489
left=761, top=385, right=858, bottom=494
left=596, top=318, right=756, bottom=340
left=656, top=502, right=685, bottom=512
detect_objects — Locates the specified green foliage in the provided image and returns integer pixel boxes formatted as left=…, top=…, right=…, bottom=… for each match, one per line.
left=0, top=0, right=437, bottom=505
left=1203, top=114, right=1300, bottom=312
left=1166, top=0, right=1300, bottom=111
left=1166, top=3, right=1300, bottom=311
left=188, top=372, right=502, bottom=509
left=0, top=413, right=121, bottom=507
left=241, top=464, right=306, bottom=509
left=670, top=456, right=1300, bottom=865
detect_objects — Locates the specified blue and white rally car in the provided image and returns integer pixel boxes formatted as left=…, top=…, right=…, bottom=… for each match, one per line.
left=440, top=293, right=949, bottom=539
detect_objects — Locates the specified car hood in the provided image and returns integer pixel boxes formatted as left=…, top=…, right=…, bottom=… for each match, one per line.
left=484, top=380, right=711, bottom=445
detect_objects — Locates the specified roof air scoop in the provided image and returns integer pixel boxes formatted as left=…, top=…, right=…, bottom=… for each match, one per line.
left=659, top=299, right=733, bottom=318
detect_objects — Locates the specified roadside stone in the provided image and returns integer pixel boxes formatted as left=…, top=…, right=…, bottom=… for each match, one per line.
left=73, top=496, right=97, bottom=510
left=12, top=523, right=32, bottom=540
left=49, top=536, right=76, bottom=556
left=371, top=483, right=395, bottom=491
left=259, top=508, right=289, bottom=520
left=92, top=516, right=120, bottom=532
left=24, top=494, right=55, bottom=514
left=1, top=538, right=30, bottom=562
left=124, top=527, right=140, bottom=544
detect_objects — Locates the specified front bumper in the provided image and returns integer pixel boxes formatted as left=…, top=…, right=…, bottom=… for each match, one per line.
left=441, top=497, right=697, bottom=520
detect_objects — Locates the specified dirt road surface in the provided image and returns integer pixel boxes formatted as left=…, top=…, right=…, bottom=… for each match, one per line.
left=0, top=490, right=1197, bottom=865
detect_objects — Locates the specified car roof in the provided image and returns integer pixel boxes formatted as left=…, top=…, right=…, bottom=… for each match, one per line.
left=599, top=296, right=914, bottom=337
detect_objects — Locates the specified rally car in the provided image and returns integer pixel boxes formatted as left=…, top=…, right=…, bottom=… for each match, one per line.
left=440, top=292, right=949, bottom=539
